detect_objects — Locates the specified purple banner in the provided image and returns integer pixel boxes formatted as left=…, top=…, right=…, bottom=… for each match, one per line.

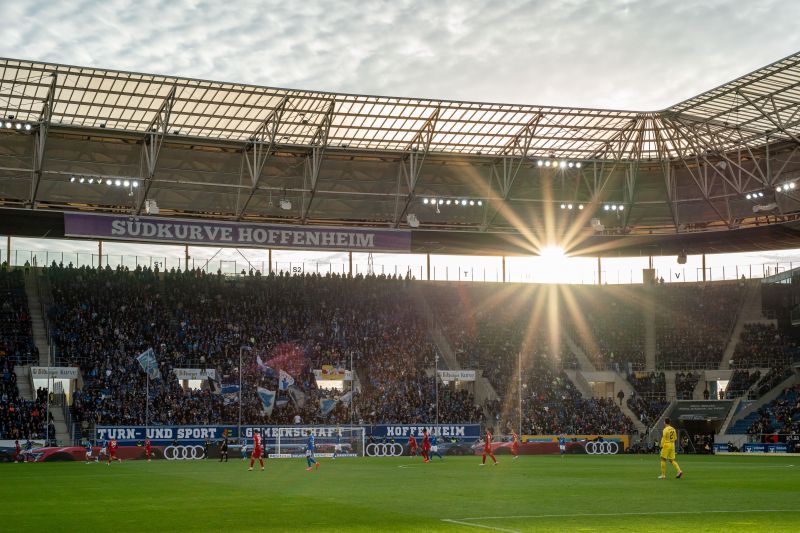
left=64, top=213, right=411, bottom=252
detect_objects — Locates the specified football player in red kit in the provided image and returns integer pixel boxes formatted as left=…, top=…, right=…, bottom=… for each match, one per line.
left=145, top=439, right=152, bottom=462
left=108, top=439, right=119, bottom=465
left=511, top=431, right=520, bottom=459
left=421, top=429, right=431, bottom=463
left=248, top=432, right=265, bottom=471
left=481, top=429, right=498, bottom=466
left=409, top=435, right=418, bottom=457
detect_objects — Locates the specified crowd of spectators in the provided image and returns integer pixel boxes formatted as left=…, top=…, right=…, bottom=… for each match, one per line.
left=675, top=371, right=699, bottom=400
left=732, top=323, right=798, bottom=369
left=0, top=359, right=48, bottom=440
left=506, top=360, right=634, bottom=435
left=47, top=264, right=477, bottom=429
left=626, top=371, right=667, bottom=428
left=747, top=384, right=800, bottom=439
left=23, top=262, right=796, bottom=439
left=753, top=366, right=793, bottom=398
left=568, top=286, right=645, bottom=370
left=726, top=369, right=761, bottom=399
left=0, top=270, right=38, bottom=365
left=655, top=282, right=745, bottom=368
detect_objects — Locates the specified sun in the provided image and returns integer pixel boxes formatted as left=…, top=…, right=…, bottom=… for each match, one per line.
left=539, top=246, right=566, bottom=260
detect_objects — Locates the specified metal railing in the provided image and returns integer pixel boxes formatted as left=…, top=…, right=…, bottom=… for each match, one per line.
left=3, top=247, right=800, bottom=285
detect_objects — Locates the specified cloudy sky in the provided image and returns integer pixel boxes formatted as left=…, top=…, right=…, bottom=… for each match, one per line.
left=1, top=0, right=799, bottom=110
left=3, top=0, right=800, bottom=278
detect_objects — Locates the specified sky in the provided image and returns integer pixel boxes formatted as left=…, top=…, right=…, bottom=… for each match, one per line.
left=2, top=0, right=800, bottom=280
left=1, top=0, right=799, bottom=110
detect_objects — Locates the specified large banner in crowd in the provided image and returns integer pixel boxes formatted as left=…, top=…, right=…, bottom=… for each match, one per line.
left=31, top=366, right=80, bottom=379
left=365, top=424, right=481, bottom=442
left=64, top=213, right=412, bottom=252
left=97, top=425, right=349, bottom=444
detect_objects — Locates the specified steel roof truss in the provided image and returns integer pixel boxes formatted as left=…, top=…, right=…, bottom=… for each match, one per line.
left=301, top=99, right=335, bottom=223
left=136, top=85, right=177, bottom=215
left=29, top=74, right=56, bottom=206
left=236, top=96, right=289, bottom=219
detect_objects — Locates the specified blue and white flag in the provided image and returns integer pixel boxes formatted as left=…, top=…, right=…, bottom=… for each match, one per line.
left=257, top=387, right=276, bottom=416
left=279, top=369, right=294, bottom=391
left=221, top=384, right=240, bottom=405
left=320, top=398, right=338, bottom=417
left=136, top=348, right=161, bottom=380
left=339, top=391, right=353, bottom=406
left=256, top=355, right=275, bottom=377
left=287, top=385, right=306, bottom=408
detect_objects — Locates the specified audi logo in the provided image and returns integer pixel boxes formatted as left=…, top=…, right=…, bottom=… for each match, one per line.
left=164, top=445, right=206, bottom=460
left=366, top=443, right=404, bottom=457
left=584, top=441, right=620, bottom=455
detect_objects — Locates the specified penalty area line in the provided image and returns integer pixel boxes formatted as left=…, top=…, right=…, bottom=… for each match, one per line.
left=450, top=509, right=800, bottom=521
left=441, top=518, right=522, bottom=533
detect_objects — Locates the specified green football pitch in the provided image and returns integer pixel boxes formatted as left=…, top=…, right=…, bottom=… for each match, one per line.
left=3, top=454, right=799, bottom=532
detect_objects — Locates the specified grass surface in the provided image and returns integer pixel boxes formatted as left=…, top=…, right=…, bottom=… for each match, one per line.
left=3, top=454, right=799, bottom=532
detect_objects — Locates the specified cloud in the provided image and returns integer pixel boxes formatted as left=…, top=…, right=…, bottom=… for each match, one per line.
left=1, top=0, right=799, bottom=109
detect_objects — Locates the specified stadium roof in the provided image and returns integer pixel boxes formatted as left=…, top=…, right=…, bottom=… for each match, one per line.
left=2, top=53, right=800, bottom=256
left=3, top=53, right=800, bottom=158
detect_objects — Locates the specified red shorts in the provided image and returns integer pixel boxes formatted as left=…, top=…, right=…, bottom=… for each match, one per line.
left=484, top=447, right=493, bottom=454
left=252, top=448, right=262, bottom=458
left=145, top=448, right=151, bottom=455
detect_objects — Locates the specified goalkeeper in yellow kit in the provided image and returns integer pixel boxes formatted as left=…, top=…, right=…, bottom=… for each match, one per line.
left=659, top=418, right=683, bottom=479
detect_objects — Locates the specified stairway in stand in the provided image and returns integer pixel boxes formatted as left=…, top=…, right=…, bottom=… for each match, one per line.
left=23, top=270, right=51, bottom=366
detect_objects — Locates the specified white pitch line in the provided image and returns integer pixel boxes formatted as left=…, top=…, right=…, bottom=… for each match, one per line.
left=441, top=518, right=522, bottom=533
left=451, top=509, right=800, bottom=521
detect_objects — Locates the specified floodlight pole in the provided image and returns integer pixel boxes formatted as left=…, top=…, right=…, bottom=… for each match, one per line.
left=435, top=353, right=439, bottom=426
left=238, top=346, right=244, bottom=441
left=518, top=351, right=522, bottom=438
left=350, top=350, right=354, bottom=427
left=145, top=365, right=150, bottom=435
left=45, top=371, right=51, bottom=445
